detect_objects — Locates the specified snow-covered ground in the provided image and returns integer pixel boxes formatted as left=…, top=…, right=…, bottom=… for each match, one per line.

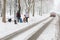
left=11, top=16, right=53, bottom=40
left=8, top=15, right=59, bottom=40
left=9, top=15, right=59, bottom=40
left=0, top=14, right=50, bottom=39
left=0, top=0, right=60, bottom=40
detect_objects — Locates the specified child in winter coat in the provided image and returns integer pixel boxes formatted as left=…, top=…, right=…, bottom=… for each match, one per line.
left=24, top=13, right=29, bottom=22
left=23, top=15, right=26, bottom=22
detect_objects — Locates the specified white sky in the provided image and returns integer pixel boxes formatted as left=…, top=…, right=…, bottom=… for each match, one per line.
left=54, top=0, right=60, bottom=13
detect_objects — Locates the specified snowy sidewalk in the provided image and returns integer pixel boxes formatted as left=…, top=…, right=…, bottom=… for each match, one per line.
left=0, top=14, right=50, bottom=38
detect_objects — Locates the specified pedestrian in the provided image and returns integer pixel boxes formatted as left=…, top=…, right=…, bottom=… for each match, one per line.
left=24, top=13, right=29, bottom=22
left=23, top=15, right=26, bottom=22
left=16, top=10, right=21, bottom=22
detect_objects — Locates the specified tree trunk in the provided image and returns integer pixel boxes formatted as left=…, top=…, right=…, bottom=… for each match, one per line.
left=18, top=0, right=21, bottom=14
left=10, top=0, right=12, bottom=16
left=32, top=0, right=35, bottom=16
left=18, top=0, right=20, bottom=8
left=25, top=0, right=31, bottom=15
left=41, top=0, right=42, bottom=16
left=14, top=0, right=17, bottom=24
left=2, top=0, right=6, bottom=23
left=39, top=9, right=40, bottom=15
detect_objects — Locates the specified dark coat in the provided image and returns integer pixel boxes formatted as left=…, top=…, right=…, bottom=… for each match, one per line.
left=16, top=6, right=21, bottom=18
left=16, top=11, right=21, bottom=18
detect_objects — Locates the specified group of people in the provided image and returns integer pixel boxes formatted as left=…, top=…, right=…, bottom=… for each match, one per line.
left=16, top=11, right=29, bottom=23
left=8, top=5, right=29, bottom=24
left=15, top=6, right=29, bottom=24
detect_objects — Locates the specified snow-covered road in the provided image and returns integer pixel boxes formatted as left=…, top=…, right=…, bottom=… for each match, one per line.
left=0, top=14, right=60, bottom=40
left=37, top=15, right=59, bottom=40
left=6, top=17, right=54, bottom=40
left=10, top=15, right=59, bottom=40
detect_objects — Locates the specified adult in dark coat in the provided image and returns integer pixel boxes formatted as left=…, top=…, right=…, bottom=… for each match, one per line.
left=16, top=6, right=21, bottom=22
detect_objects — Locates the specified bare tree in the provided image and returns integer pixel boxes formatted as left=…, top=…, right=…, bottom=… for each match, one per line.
left=2, top=0, right=6, bottom=23
left=41, top=0, right=42, bottom=16
left=14, top=0, right=17, bottom=24
left=32, top=0, right=35, bottom=16
left=14, top=0, right=21, bottom=24
left=18, top=0, right=21, bottom=15
left=24, top=0, right=32, bottom=14
left=18, top=0, right=20, bottom=7
left=9, top=0, right=12, bottom=16
left=0, top=0, right=2, bottom=17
